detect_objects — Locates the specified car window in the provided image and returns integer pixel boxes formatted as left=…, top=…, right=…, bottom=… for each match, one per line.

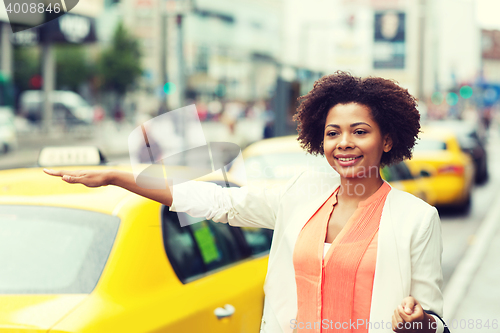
left=414, top=139, right=447, bottom=151
left=162, top=209, right=246, bottom=283
left=381, top=162, right=413, bottom=182
left=381, top=166, right=394, bottom=182
left=240, top=227, right=273, bottom=255
left=162, top=214, right=205, bottom=280
left=393, top=162, right=413, bottom=180
left=0, top=205, right=119, bottom=294
left=192, top=220, right=244, bottom=270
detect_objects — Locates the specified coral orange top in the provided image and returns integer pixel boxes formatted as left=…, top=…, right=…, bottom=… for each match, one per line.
left=293, top=182, right=391, bottom=333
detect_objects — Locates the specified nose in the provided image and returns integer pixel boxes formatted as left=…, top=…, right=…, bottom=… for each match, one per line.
left=337, top=133, right=354, bottom=150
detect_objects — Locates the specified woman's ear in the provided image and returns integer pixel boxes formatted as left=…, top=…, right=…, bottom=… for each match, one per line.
left=383, top=134, right=393, bottom=153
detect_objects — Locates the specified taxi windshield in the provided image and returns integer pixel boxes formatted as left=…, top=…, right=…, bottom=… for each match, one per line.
left=0, top=206, right=119, bottom=294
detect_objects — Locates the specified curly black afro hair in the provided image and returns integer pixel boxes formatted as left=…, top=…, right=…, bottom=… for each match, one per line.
left=293, top=71, right=420, bottom=166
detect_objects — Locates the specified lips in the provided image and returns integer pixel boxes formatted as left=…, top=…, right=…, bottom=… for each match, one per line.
left=334, top=155, right=362, bottom=167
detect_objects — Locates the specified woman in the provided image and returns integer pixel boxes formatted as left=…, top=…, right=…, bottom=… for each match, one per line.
left=44, top=72, right=447, bottom=333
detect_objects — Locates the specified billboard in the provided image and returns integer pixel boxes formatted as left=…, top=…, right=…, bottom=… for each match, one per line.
left=373, top=11, right=405, bottom=69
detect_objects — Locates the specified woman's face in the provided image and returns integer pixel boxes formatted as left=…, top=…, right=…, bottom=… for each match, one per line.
left=323, top=103, right=392, bottom=179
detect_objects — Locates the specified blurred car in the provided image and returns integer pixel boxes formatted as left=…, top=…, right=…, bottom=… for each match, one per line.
left=19, top=90, right=95, bottom=126
left=427, top=120, right=488, bottom=184
left=405, top=127, right=474, bottom=212
left=0, top=110, right=17, bottom=153
left=380, top=160, right=436, bottom=206
left=229, top=135, right=436, bottom=205
left=229, top=135, right=331, bottom=188
left=0, top=152, right=271, bottom=332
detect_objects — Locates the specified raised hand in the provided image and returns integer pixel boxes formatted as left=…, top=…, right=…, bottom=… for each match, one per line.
left=43, top=168, right=173, bottom=206
left=43, top=168, right=113, bottom=188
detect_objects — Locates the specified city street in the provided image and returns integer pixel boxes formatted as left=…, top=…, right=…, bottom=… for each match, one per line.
left=440, top=131, right=500, bottom=287
left=1, top=122, right=499, bottom=331
left=2, top=0, right=500, bottom=330
left=439, top=131, right=500, bottom=331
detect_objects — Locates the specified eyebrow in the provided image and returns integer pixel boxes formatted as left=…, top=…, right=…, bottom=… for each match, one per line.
left=325, top=122, right=372, bottom=129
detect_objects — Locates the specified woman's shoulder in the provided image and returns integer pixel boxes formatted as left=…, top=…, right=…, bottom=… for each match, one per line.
left=387, top=186, right=438, bottom=218
left=286, top=169, right=340, bottom=191
left=386, top=187, right=441, bottom=243
left=294, top=169, right=341, bottom=184
left=272, top=169, right=340, bottom=204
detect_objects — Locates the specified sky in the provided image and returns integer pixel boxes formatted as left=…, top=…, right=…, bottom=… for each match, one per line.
left=476, top=0, right=500, bottom=29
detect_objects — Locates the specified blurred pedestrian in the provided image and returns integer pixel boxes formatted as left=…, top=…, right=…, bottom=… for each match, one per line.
left=207, top=100, right=222, bottom=121
left=196, top=101, right=208, bottom=121
left=93, top=105, right=105, bottom=123
left=113, top=103, right=125, bottom=130
left=221, top=101, right=243, bottom=135
left=263, top=101, right=275, bottom=139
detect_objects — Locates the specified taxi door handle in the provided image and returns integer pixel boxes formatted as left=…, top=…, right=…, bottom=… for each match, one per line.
left=214, top=304, right=235, bottom=319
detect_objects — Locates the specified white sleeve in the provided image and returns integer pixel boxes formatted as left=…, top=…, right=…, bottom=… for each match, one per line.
left=410, top=207, right=446, bottom=333
left=169, top=172, right=304, bottom=229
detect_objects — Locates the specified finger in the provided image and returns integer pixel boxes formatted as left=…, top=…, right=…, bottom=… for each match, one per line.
left=392, top=314, right=400, bottom=332
left=44, top=169, right=78, bottom=177
left=411, top=303, right=424, bottom=321
left=62, top=175, right=73, bottom=182
left=394, top=308, right=405, bottom=324
left=402, top=297, right=415, bottom=314
left=393, top=310, right=404, bottom=332
left=398, top=304, right=412, bottom=322
left=62, top=175, right=84, bottom=183
left=43, top=169, right=65, bottom=176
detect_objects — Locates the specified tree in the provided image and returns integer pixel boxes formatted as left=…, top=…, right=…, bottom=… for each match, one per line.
left=98, top=21, right=142, bottom=96
left=13, top=46, right=40, bottom=92
left=55, top=45, right=94, bottom=91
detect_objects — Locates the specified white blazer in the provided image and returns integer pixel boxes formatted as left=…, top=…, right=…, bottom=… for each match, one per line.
left=170, top=170, right=445, bottom=333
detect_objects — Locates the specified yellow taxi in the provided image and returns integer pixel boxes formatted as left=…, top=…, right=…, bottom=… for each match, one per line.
left=405, top=127, right=474, bottom=212
left=229, top=135, right=436, bottom=205
left=379, top=161, right=437, bottom=206
left=0, top=151, right=271, bottom=332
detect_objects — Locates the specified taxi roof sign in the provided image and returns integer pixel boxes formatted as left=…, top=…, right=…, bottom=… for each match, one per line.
left=38, top=146, right=106, bottom=167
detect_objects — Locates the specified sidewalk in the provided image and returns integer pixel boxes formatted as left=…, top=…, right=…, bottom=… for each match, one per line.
left=443, top=131, right=500, bottom=332
left=451, top=227, right=500, bottom=332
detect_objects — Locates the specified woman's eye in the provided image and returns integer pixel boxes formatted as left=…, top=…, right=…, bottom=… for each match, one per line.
left=355, top=130, right=367, bottom=135
left=327, top=132, right=338, bottom=137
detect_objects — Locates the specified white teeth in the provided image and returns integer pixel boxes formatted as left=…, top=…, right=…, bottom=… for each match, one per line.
left=338, top=157, right=357, bottom=161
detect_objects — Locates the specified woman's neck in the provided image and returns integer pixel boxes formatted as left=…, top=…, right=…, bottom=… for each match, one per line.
left=337, top=172, right=384, bottom=206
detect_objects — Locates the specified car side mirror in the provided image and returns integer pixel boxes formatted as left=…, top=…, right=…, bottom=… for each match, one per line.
left=420, top=169, right=431, bottom=178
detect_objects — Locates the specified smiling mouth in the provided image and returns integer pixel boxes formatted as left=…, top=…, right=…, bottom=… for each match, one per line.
left=335, top=156, right=362, bottom=161
left=334, top=155, right=363, bottom=167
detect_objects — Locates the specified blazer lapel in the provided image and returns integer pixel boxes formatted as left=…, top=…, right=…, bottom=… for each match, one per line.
left=368, top=189, right=406, bottom=332
left=265, top=174, right=340, bottom=332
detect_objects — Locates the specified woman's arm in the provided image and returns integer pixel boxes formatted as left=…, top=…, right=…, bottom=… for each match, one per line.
left=409, top=207, right=446, bottom=333
left=391, top=206, right=446, bottom=333
left=167, top=172, right=304, bottom=229
left=43, top=169, right=173, bottom=206
left=43, top=168, right=305, bottom=229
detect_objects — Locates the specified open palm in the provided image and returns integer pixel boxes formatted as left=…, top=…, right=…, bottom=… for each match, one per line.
left=43, top=169, right=112, bottom=188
